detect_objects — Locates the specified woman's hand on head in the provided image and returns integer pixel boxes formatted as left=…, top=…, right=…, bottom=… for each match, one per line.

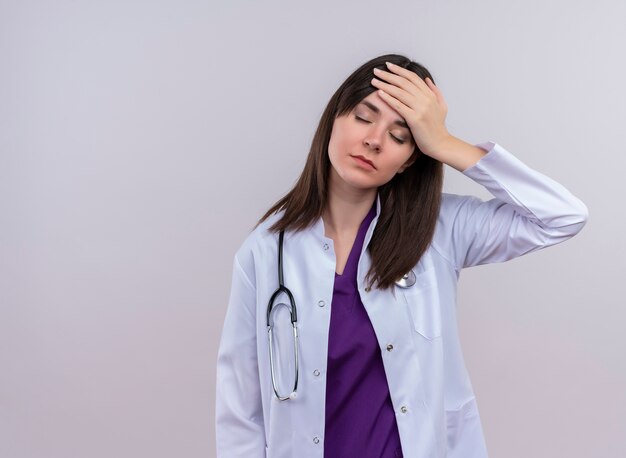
left=371, top=62, right=452, bottom=160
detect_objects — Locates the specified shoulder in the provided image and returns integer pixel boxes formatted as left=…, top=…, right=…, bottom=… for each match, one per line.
left=233, top=210, right=285, bottom=281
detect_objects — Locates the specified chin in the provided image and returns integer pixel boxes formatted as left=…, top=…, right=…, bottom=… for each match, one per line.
left=331, top=164, right=382, bottom=190
left=343, top=178, right=381, bottom=191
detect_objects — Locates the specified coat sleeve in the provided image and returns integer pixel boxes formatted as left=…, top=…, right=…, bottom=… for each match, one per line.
left=215, top=253, right=266, bottom=457
left=432, top=142, right=589, bottom=270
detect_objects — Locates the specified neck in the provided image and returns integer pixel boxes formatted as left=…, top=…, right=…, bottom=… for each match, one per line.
left=322, top=177, right=377, bottom=239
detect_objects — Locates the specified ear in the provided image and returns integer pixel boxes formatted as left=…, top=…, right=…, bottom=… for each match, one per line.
left=397, top=149, right=418, bottom=174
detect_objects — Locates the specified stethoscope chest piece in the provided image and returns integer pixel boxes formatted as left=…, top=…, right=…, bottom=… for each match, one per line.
left=395, top=269, right=416, bottom=288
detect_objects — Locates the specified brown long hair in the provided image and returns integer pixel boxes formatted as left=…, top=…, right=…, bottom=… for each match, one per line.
left=256, top=54, right=444, bottom=291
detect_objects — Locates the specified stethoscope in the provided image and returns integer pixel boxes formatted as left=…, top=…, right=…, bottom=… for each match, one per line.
left=266, top=230, right=417, bottom=401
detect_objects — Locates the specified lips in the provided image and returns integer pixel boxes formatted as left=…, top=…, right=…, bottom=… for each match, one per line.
left=352, top=155, right=376, bottom=169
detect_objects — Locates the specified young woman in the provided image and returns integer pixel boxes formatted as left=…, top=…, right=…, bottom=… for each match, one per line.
left=215, top=54, right=588, bottom=458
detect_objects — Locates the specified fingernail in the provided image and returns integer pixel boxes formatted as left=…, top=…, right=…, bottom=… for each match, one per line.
left=385, top=61, right=395, bottom=67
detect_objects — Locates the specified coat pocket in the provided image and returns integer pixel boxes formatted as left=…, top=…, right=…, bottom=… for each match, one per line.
left=400, top=270, right=441, bottom=340
left=445, top=397, right=488, bottom=457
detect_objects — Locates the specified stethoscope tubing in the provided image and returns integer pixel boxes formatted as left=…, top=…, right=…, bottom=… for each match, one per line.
left=266, top=229, right=417, bottom=401
left=267, top=230, right=299, bottom=401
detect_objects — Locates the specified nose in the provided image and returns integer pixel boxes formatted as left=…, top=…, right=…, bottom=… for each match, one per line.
left=364, top=128, right=385, bottom=151
left=364, top=138, right=380, bottom=151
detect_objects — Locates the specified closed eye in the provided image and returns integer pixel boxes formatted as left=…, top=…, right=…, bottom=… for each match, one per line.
left=354, top=115, right=406, bottom=144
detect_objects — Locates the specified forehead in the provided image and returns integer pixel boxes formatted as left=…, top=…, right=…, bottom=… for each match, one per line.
left=356, top=93, right=408, bottom=129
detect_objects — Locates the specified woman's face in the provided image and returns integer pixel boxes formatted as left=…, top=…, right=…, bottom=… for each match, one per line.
left=327, top=92, right=417, bottom=192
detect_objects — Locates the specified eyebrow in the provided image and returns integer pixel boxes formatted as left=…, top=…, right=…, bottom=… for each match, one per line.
left=358, top=100, right=409, bottom=129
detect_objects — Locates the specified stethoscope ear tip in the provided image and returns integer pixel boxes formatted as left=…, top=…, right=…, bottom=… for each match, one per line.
left=289, top=392, right=298, bottom=400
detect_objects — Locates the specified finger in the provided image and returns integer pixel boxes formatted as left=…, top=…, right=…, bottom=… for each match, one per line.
left=375, top=89, right=412, bottom=120
left=371, top=77, right=427, bottom=114
left=373, top=68, right=421, bottom=96
left=385, top=62, right=432, bottom=94
left=425, top=77, right=441, bottom=95
left=425, top=77, right=447, bottom=108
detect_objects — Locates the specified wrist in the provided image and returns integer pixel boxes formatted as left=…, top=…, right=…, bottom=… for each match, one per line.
left=431, top=136, right=488, bottom=172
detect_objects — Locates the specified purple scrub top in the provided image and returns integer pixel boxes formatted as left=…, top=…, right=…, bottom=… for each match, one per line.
left=324, top=201, right=403, bottom=458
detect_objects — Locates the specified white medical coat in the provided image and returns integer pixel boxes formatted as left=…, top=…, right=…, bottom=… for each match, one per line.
left=216, top=142, right=588, bottom=457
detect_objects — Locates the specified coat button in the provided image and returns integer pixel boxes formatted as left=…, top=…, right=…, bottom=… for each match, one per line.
left=323, top=243, right=329, bottom=251
left=313, top=369, right=320, bottom=376
left=386, top=344, right=394, bottom=352
left=400, top=406, right=408, bottom=413
left=318, top=300, right=326, bottom=307
left=313, top=436, right=320, bottom=444
left=364, top=286, right=371, bottom=292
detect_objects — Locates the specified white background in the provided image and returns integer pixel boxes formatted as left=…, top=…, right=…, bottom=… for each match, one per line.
left=1, top=0, right=624, bottom=456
